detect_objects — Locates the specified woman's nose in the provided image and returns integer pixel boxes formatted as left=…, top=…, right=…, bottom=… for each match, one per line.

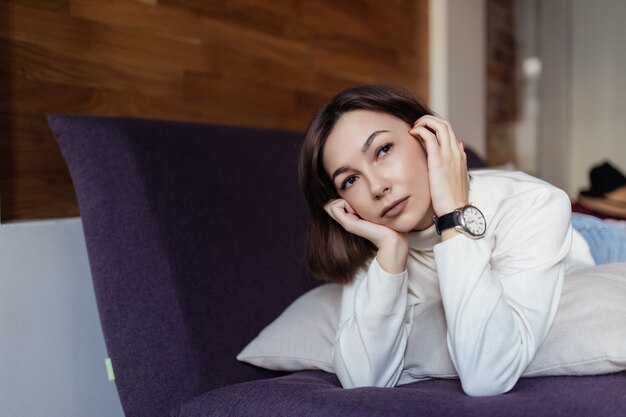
left=370, top=178, right=391, bottom=198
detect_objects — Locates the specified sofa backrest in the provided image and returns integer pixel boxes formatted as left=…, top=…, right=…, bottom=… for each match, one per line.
left=49, top=115, right=317, bottom=417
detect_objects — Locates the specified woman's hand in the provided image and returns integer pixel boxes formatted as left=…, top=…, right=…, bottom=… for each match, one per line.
left=324, top=198, right=409, bottom=274
left=409, top=115, right=469, bottom=217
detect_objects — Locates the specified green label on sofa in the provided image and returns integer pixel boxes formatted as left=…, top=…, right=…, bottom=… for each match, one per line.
left=105, top=357, right=116, bottom=381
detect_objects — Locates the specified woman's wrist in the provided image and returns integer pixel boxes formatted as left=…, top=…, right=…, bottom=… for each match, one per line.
left=434, top=199, right=469, bottom=218
left=375, top=235, right=409, bottom=274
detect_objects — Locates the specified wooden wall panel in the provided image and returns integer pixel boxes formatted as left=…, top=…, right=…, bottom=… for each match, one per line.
left=0, top=0, right=429, bottom=222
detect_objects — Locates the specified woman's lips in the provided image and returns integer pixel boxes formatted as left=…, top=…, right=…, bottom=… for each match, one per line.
left=381, top=197, right=409, bottom=218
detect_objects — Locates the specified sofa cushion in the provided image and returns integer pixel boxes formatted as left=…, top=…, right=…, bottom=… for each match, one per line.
left=171, top=369, right=626, bottom=417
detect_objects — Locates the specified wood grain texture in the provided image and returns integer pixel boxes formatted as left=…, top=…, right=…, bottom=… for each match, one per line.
left=0, top=0, right=429, bottom=221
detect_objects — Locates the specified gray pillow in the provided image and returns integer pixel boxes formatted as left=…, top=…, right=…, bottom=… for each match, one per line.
left=237, top=264, right=626, bottom=382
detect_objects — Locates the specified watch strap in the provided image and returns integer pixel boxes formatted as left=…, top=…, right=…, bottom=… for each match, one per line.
left=433, top=211, right=458, bottom=235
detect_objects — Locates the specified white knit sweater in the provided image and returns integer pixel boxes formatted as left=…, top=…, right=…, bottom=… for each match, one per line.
left=332, top=169, right=595, bottom=396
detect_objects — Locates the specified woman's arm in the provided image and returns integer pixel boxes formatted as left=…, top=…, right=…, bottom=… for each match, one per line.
left=332, top=256, right=412, bottom=388
left=323, top=198, right=412, bottom=388
left=410, top=115, right=571, bottom=396
left=435, top=185, right=572, bottom=396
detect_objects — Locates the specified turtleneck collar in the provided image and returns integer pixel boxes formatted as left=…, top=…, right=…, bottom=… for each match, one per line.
left=408, top=222, right=441, bottom=252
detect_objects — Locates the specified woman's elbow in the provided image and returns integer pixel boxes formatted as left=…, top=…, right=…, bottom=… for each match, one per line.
left=459, top=371, right=518, bottom=397
left=334, top=355, right=401, bottom=389
left=453, top=337, right=531, bottom=396
left=333, top=343, right=403, bottom=389
left=336, top=368, right=398, bottom=389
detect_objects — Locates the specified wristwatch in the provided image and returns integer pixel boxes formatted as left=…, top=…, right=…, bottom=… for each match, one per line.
left=433, top=204, right=486, bottom=239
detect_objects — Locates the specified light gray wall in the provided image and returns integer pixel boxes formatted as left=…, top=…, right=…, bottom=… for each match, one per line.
left=538, top=0, right=572, bottom=193
left=447, top=0, right=486, bottom=159
left=0, top=218, right=124, bottom=417
left=430, top=0, right=487, bottom=159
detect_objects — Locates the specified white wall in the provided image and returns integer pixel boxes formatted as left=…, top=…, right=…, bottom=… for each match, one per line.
left=0, top=218, right=124, bottom=417
left=569, top=0, right=626, bottom=197
left=537, top=0, right=572, bottom=193
left=430, top=0, right=487, bottom=159
left=512, top=0, right=540, bottom=176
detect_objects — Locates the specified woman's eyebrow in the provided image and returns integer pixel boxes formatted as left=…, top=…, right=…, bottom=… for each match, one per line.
left=331, top=130, right=390, bottom=183
left=331, top=166, right=349, bottom=184
left=361, top=130, right=389, bottom=153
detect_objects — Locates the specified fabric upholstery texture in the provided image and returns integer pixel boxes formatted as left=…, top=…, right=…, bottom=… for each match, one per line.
left=49, top=115, right=312, bottom=417
left=171, top=369, right=626, bottom=417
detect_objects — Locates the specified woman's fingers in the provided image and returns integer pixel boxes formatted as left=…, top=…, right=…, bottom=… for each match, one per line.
left=324, top=198, right=356, bottom=224
left=412, top=115, right=461, bottom=154
left=416, top=117, right=451, bottom=153
left=323, top=198, right=403, bottom=248
left=344, top=200, right=357, bottom=215
left=409, top=125, right=438, bottom=156
left=410, top=115, right=467, bottom=170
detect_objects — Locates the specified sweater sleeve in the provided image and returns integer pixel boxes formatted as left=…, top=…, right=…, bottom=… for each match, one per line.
left=332, top=257, right=412, bottom=388
left=434, top=186, right=572, bottom=396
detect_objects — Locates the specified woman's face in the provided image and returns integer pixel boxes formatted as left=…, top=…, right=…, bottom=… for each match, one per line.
left=322, top=109, right=434, bottom=232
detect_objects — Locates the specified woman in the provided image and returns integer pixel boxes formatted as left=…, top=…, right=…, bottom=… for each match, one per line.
left=298, top=84, right=625, bottom=396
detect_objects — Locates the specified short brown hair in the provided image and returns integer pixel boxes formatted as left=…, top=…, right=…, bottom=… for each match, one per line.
left=298, top=84, right=433, bottom=284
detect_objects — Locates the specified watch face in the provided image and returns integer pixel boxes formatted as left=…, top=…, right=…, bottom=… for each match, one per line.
left=462, top=206, right=486, bottom=236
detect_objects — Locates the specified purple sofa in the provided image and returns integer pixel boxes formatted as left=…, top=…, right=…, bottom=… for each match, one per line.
left=48, top=115, right=626, bottom=417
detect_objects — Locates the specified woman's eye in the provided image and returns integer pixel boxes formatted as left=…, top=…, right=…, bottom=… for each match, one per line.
left=377, top=143, right=392, bottom=158
left=340, top=176, right=357, bottom=190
